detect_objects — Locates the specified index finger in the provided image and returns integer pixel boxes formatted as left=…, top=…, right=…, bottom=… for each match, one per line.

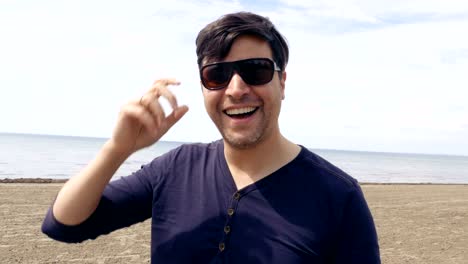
left=158, top=88, right=178, bottom=110
left=151, top=79, right=181, bottom=110
left=152, top=78, right=180, bottom=87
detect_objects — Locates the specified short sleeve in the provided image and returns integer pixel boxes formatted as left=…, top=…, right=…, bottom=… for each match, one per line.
left=332, top=185, right=381, bottom=263
left=41, top=147, right=178, bottom=243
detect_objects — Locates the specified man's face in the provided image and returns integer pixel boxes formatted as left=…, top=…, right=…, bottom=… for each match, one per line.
left=202, top=35, right=286, bottom=149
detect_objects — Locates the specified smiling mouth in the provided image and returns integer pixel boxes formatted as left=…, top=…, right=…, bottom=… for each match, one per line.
left=224, top=107, right=258, bottom=118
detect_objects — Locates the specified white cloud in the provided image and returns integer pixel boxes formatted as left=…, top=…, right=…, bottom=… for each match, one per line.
left=279, top=0, right=468, bottom=19
left=277, top=0, right=379, bottom=23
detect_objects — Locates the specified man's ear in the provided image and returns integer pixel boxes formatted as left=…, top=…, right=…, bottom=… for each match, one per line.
left=280, top=71, right=287, bottom=100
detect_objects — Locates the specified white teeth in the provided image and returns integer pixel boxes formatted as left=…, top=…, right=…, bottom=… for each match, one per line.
left=226, top=107, right=256, bottom=115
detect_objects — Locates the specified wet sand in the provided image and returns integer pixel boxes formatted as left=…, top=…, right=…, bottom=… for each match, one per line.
left=0, top=183, right=467, bottom=263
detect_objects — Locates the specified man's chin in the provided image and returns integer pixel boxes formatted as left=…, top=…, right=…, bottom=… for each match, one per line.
left=222, top=133, right=263, bottom=150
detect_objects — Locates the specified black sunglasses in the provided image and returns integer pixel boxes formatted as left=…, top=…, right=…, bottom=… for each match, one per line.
left=200, top=58, right=281, bottom=90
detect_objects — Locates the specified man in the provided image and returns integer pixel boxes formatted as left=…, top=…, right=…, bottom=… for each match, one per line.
left=42, top=12, right=380, bottom=263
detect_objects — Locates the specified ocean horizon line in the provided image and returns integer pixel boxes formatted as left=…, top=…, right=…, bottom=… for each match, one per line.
left=1, top=131, right=467, bottom=158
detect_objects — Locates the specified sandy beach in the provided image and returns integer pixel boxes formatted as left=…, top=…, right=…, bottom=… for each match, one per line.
left=0, top=183, right=466, bottom=264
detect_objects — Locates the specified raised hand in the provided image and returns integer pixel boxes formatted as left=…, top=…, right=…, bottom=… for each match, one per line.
left=110, top=78, right=189, bottom=155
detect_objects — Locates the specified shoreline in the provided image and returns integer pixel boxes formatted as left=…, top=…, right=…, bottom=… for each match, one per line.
left=0, top=178, right=68, bottom=183
left=1, top=177, right=467, bottom=185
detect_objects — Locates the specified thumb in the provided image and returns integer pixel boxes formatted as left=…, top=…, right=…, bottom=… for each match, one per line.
left=163, top=105, right=189, bottom=130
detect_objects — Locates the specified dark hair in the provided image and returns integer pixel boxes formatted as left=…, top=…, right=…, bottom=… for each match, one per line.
left=195, top=12, right=289, bottom=73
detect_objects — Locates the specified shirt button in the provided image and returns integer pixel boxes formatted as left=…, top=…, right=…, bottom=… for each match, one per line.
left=227, top=208, right=234, bottom=216
left=233, top=192, right=241, bottom=200
left=224, top=225, right=231, bottom=234
left=219, top=242, right=225, bottom=251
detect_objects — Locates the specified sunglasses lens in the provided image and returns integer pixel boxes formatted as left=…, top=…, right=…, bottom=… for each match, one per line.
left=238, top=59, right=274, bottom=85
left=201, top=58, right=277, bottom=89
left=202, top=64, right=232, bottom=89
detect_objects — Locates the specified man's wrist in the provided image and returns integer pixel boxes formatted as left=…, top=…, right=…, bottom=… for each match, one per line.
left=102, top=139, right=133, bottom=162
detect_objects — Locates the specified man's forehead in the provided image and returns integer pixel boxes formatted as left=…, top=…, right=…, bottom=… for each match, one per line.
left=201, top=56, right=274, bottom=67
left=200, top=35, right=273, bottom=66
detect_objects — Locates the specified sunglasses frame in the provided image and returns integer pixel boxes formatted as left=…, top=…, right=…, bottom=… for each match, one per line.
left=200, top=58, right=281, bottom=90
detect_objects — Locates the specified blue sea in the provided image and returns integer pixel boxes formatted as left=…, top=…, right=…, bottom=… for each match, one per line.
left=1, top=133, right=467, bottom=184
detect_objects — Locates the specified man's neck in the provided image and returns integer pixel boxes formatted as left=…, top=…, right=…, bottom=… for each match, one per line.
left=223, top=132, right=300, bottom=190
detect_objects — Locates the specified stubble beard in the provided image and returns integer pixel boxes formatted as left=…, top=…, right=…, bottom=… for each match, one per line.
left=218, top=112, right=271, bottom=150
left=222, top=127, right=264, bottom=150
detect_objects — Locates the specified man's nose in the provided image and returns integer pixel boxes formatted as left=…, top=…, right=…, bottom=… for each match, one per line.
left=225, top=73, right=250, bottom=99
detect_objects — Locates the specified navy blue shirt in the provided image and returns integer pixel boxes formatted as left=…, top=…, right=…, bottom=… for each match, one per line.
left=42, top=140, right=380, bottom=263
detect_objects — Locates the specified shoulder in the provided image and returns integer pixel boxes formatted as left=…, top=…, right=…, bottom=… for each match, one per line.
left=145, top=140, right=222, bottom=171
left=290, top=146, right=360, bottom=192
left=287, top=147, right=372, bottom=223
left=135, top=140, right=222, bottom=186
left=164, top=140, right=221, bottom=161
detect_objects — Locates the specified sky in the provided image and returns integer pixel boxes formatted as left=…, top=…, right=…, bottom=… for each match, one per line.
left=1, top=0, right=467, bottom=156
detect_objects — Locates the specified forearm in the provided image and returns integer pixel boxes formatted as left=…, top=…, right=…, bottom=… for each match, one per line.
left=52, top=140, right=131, bottom=225
left=50, top=79, right=187, bottom=226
